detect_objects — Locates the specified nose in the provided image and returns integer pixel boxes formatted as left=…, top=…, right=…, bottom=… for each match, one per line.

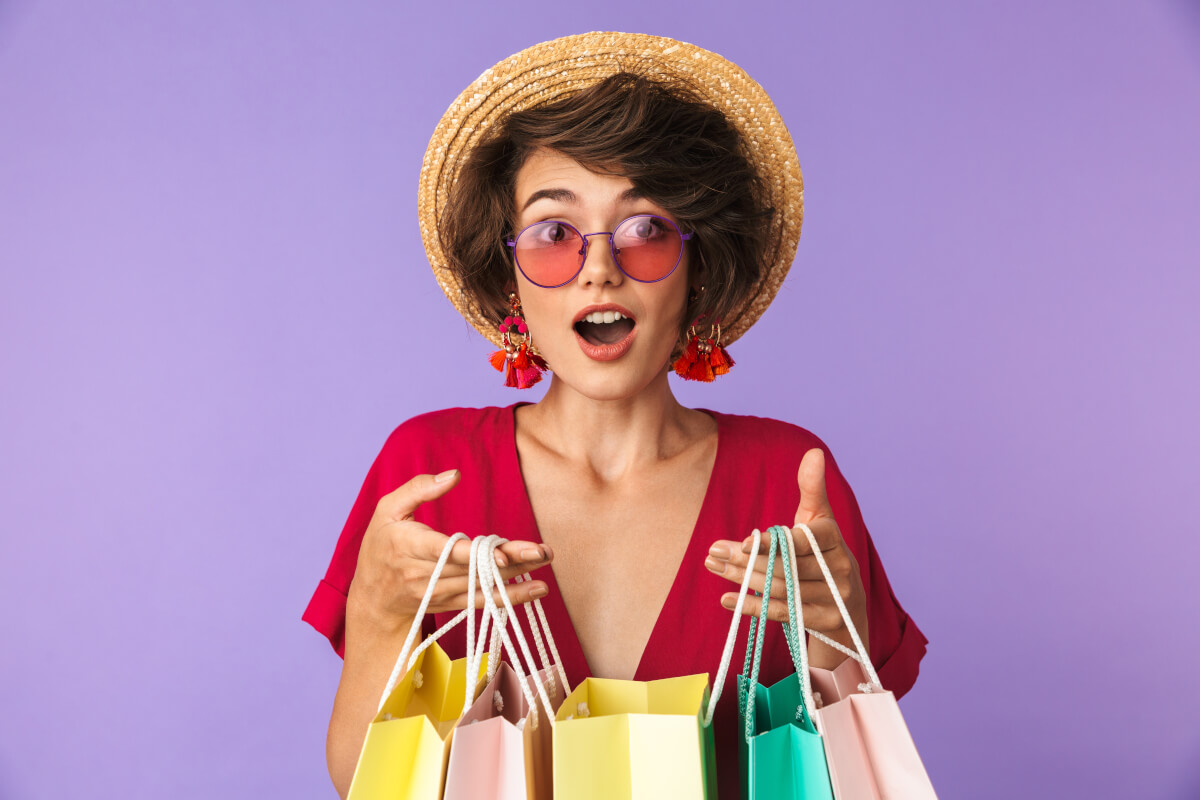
left=576, top=232, right=624, bottom=288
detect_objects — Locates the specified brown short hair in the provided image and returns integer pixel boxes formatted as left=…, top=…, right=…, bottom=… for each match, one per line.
left=440, top=72, right=774, bottom=344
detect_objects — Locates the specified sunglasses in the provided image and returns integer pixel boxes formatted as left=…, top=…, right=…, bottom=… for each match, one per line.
left=505, top=214, right=693, bottom=289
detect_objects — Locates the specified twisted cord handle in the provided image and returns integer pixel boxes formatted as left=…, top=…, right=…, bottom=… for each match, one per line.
left=794, top=522, right=883, bottom=691
left=742, top=529, right=780, bottom=744
left=704, top=528, right=761, bottom=726
left=742, top=526, right=822, bottom=742
left=405, top=608, right=469, bottom=673
left=469, top=536, right=540, bottom=718
left=378, top=532, right=470, bottom=713
left=464, top=535, right=505, bottom=716
left=476, top=535, right=556, bottom=726
left=514, top=572, right=569, bottom=698
left=777, top=526, right=819, bottom=719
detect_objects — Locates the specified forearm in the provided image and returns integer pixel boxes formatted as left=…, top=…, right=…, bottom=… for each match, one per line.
left=326, top=602, right=415, bottom=799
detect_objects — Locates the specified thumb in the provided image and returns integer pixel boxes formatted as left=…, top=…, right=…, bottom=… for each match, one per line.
left=379, top=469, right=461, bottom=522
left=794, top=449, right=833, bottom=524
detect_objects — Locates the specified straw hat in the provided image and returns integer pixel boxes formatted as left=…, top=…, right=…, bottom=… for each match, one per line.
left=418, top=31, right=803, bottom=348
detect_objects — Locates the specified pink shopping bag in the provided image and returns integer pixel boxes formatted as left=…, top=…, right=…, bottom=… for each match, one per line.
left=792, top=522, right=938, bottom=799
left=443, top=536, right=567, bottom=800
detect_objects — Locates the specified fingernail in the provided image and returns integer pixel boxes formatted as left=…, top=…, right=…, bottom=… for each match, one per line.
left=434, top=469, right=458, bottom=483
left=708, top=544, right=729, bottom=559
left=520, top=548, right=541, bottom=561
left=541, top=544, right=553, bottom=560
left=704, top=556, right=725, bottom=573
left=720, top=594, right=734, bottom=608
left=494, top=552, right=508, bottom=567
left=530, top=586, right=548, bottom=599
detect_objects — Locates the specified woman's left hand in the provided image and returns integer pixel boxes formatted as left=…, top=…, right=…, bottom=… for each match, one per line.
left=703, top=448, right=869, bottom=663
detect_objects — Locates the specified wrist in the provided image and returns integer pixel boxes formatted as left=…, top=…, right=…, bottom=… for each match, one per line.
left=347, top=584, right=416, bottom=642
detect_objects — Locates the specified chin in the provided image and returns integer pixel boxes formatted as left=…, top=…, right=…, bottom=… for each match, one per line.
left=547, top=355, right=671, bottom=402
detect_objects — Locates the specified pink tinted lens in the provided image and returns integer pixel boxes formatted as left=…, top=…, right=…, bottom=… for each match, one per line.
left=514, top=222, right=584, bottom=287
left=613, top=216, right=683, bottom=281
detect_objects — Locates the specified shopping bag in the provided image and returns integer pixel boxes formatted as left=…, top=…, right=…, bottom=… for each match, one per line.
left=443, top=535, right=568, bottom=800
left=349, top=640, right=484, bottom=799
left=738, top=526, right=834, bottom=800
left=347, top=533, right=485, bottom=800
left=444, top=660, right=531, bottom=800
left=513, top=573, right=569, bottom=800
left=794, top=522, right=938, bottom=799
left=553, top=673, right=716, bottom=800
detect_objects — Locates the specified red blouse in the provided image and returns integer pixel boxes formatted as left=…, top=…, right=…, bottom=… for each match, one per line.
left=304, top=404, right=927, bottom=799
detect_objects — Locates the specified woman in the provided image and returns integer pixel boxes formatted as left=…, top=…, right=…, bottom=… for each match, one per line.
left=304, top=32, right=928, bottom=799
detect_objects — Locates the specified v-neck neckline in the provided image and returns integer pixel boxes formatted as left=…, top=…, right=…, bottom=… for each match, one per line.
left=500, top=401, right=727, bottom=682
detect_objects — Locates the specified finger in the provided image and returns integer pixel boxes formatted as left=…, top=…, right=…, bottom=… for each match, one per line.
left=795, top=448, right=834, bottom=525
left=727, top=518, right=839, bottom=558
left=432, top=559, right=553, bottom=595
left=442, top=539, right=551, bottom=569
left=706, top=548, right=787, bottom=586
left=396, top=529, right=478, bottom=566
left=711, top=540, right=794, bottom=569
left=405, top=536, right=551, bottom=572
left=717, top=535, right=837, bottom=574
left=718, top=592, right=790, bottom=623
left=720, top=592, right=846, bottom=630
left=497, top=540, right=553, bottom=567
left=706, top=551, right=844, bottom=602
left=704, top=555, right=788, bottom=598
left=376, top=470, right=462, bottom=524
left=441, top=580, right=549, bottom=611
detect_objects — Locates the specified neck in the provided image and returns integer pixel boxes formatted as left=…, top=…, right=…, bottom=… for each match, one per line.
left=519, top=369, right=703, bottom=483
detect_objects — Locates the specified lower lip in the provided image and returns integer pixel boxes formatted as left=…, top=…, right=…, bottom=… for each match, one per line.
left=575, top=325, right=637, bottom=361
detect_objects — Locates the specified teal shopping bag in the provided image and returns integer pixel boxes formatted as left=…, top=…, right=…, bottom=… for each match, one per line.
left=737, top=526, right=834, bottom=800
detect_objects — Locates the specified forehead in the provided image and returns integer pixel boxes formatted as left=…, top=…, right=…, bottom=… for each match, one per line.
left=514, top=149, right=636, bottom=209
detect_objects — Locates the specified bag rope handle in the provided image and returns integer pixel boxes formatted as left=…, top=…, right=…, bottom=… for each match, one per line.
left=794, top=522, right=883, bottom=692
left=461, top=535, right=538, bottom=719
left=463, top=535, right=503, bottom=716
left=475, top=535, right=556, bottom=726
left=742, top=529, right=780, bottom=744
left=464, top=534, right=513, bottom=703
left=742, top=526, right=820, bottom=743
left=778, top=525, right=819, bottom=720
left=377, top=532, right=469, bottom=713
left=513, top=572, right=569, bottom=698
left=703, top=528, right=762, bottom=726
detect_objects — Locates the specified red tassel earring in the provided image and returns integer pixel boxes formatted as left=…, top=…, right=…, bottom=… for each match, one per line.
left=673, top=322, right=734, bottom=383
left=489, top=293, right=548, bottom=389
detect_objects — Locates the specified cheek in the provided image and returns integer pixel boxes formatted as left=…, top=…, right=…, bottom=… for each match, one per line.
left=512, top=279, right=560, bottom=349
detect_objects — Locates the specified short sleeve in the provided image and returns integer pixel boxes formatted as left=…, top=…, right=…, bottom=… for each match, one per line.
left=821, top=447, right=928, bottom=699
left=302, top=424, right=416, bottom=658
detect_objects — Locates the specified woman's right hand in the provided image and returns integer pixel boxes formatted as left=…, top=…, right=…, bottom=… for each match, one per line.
left=329, top=468, right=552, bottom=799
left=347, top=468, right=553, bottom=636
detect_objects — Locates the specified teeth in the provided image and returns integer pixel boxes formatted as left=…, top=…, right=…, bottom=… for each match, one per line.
left=583, top=311, right=626, bottom=324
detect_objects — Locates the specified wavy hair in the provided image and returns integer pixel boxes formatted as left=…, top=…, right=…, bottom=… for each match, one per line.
left=440, top=72, right=774, bottom=347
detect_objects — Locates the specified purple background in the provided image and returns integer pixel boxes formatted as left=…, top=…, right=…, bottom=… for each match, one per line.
left=2, top=1, right=1198, bottom=798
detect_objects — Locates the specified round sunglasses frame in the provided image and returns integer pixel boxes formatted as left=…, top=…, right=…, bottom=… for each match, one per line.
left=504, top=214, right=694, bottom=289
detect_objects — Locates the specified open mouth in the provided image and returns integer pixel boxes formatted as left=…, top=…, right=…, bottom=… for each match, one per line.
left=573, top=310, right=636, bottom=346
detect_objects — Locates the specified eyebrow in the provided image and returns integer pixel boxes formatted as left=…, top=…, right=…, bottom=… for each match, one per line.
left=520, top=186, right=646, bottom=212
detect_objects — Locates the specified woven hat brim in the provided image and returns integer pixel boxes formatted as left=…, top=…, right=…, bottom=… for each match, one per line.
left=418, top=31, right=803, bottom=348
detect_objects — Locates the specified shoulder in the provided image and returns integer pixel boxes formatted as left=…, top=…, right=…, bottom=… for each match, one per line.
left=706, top=410, right=832, bottom=457
left=383, top=405, right=511, bottom=442
left=705, top=410, right=856, bottom=497
left=375, top=404, right=517, bottom=464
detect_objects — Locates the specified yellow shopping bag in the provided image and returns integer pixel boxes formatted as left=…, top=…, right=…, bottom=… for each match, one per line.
left=347, top=532, right=487, bottom=800
left=348, top=641, right=486, bottom=799
left=552, top=674, right=716, bottom=800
